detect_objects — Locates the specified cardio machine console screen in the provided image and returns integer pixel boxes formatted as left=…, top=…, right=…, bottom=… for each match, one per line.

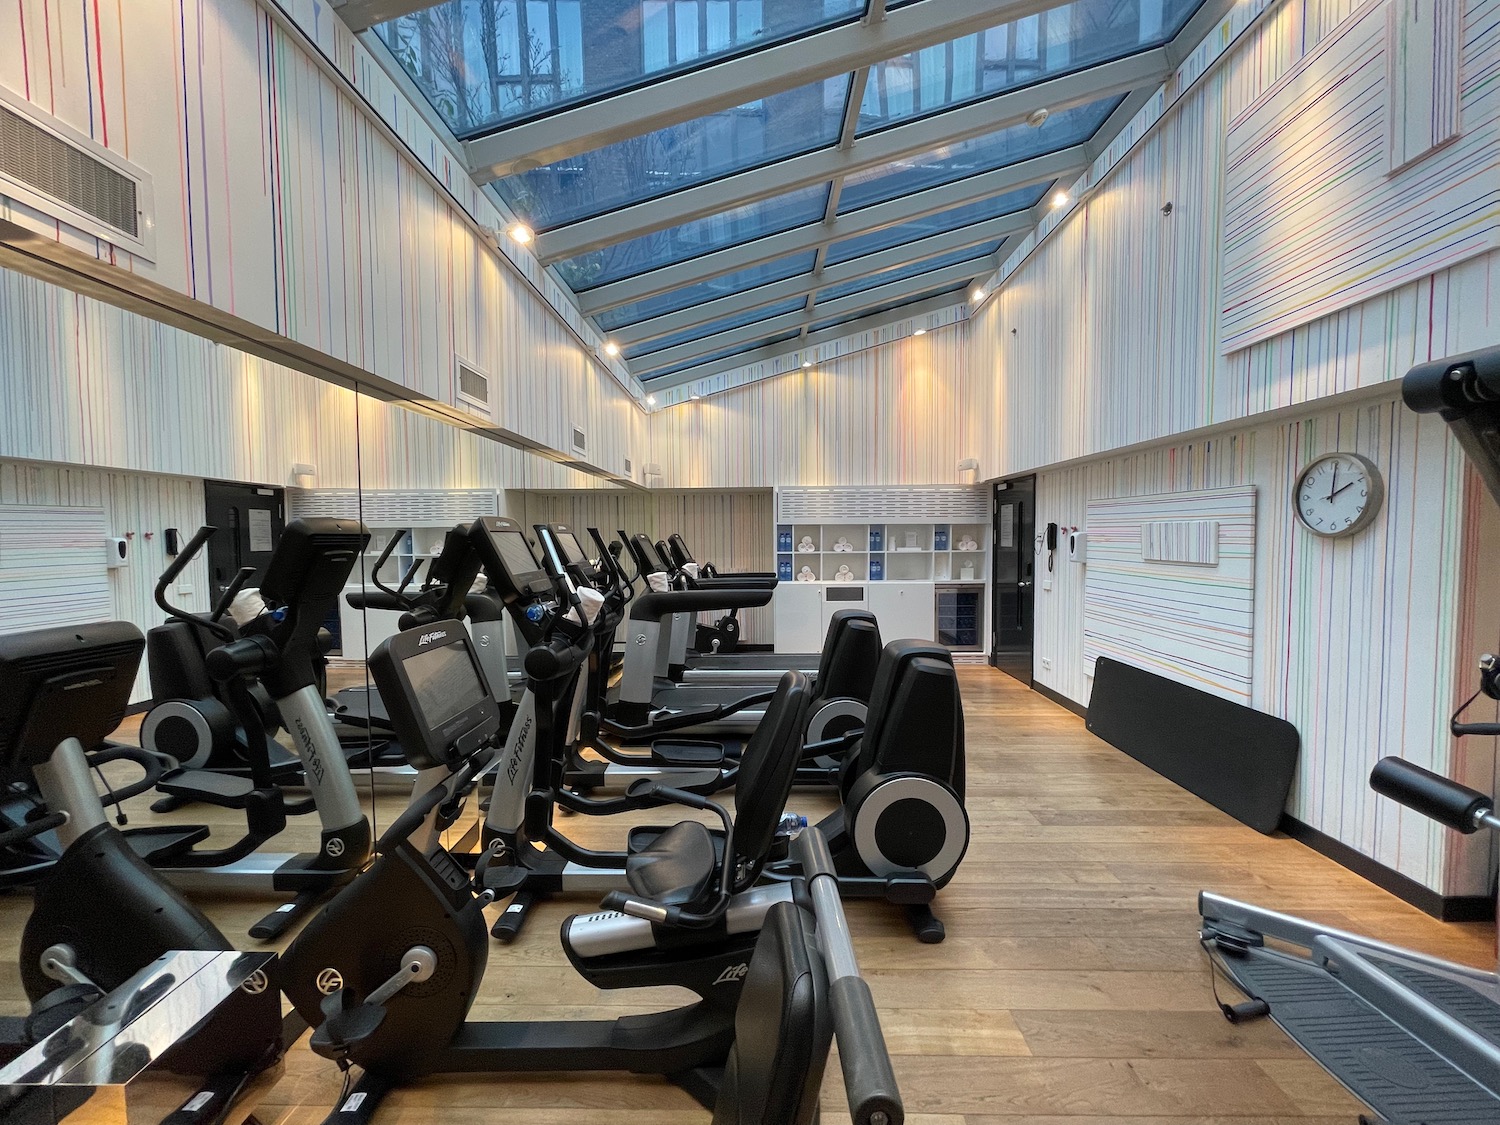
left=405, top=642, right=484, bottom=733
left=369, top=621, right=502, bottom=771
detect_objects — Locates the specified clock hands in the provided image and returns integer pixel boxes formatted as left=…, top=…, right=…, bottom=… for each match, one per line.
left=1330, top=479, right=1359, bottom=499
left=1327, top=464, right=1339, bottom=504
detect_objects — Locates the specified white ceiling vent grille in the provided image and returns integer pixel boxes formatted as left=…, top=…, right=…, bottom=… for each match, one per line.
left=0, top=86, right=154, bottom=260
left=571, top=426, right=587, bottom=455
left=454, top=358, right=492, bottom=419
left=624, top=456, right=633, bottom=479
left=777, top=487, right=989, bottom=522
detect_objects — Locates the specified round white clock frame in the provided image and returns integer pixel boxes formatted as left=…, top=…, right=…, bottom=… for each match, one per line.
left=1293, top=452, right=1385, bottom=538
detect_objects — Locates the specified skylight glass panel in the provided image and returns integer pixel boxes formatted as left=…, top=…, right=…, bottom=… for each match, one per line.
left=624, top=297, right=808, bottom=359
left=554, top=183, right=830, bottom=290
left=816, top=246, right=998, bottom=304
left=638, top=331, right=802, bottom=379
left=837, top=95, right=1121, bottom=213
left=494, top=75, right=850, bottom=229
left=857, top=0, right=1199, bottom=135
left=824, top=184, right=1046, bottom=266
left=596, top=252, right=816, bottom=329
left=375, top=0, right=865, bottom=139
left=810, top=283, right=970, bottom=333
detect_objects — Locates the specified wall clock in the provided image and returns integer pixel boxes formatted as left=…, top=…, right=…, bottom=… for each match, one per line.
left=1294, top=453, right=1384, bottom=537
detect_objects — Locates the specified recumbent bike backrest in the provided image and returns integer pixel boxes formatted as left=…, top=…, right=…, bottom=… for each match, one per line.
left=732, top=670, right=812, bottom=877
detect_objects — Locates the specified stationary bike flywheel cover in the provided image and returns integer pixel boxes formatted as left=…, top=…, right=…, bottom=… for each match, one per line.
left=852, top=774, right=968, bottom=880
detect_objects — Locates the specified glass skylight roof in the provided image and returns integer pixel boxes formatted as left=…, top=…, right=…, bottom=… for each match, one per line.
left=839, top=96, right=1122, bottom=214
left=369, top=0, right=1210, bottom=383
left=639, top=331, right=803, bottom=379
left=376, top=0, right=865, bottom=138
left=856, top=0, right=1198, bottom=135
left=597, top=251, right=816, bottom=329
left=816, top=246, right=998, bottom=304
left=494, top=75, right=849, bottom=229
left=554, top=183, right=830, bottom=290
left=624, top=297, right=808, bottom=359
left=810, top=282, right=971, bottom=333
left=825, top=185, right=1047, bottom=266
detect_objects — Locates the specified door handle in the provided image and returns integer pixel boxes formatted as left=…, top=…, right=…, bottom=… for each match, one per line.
left=1017, top=581, right=1032, bottom=588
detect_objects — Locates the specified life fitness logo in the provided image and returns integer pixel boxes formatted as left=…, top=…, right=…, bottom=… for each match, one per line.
left=418, top=631, right=448, bottom=647
left=316, top=968, right=344, bottom=995
left=713, top=962, right=749, bottom=986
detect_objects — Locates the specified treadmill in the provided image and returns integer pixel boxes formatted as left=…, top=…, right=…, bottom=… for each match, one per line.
left=605, top=532, right=779, bottom=736
left=663, top=533, right=821, bottom=682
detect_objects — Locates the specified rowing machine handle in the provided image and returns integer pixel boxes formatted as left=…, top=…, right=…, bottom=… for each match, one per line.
left=1370, top=757, right=1493, bottom=833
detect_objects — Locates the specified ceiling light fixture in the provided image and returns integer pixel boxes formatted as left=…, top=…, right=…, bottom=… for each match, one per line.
left=802, top=360, right=812, bottom=368
left=507, top=223, right=534, bottom=244
left=1026, top=108, right=1050, bottom=128
left=603, top=341, right=620, bottom=357
left=690, top=393, right=703, bottom=401
left=913, top=328, right=927, bottom=336
left=1052, top=191, right=1070, bottom=209
left=970, top=288, right=986, bottom=303
left=646, top=394, right=656, bottom=405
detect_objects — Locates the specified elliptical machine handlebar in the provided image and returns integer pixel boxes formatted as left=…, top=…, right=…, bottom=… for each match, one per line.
left=155, top=526, right=236, bottom=644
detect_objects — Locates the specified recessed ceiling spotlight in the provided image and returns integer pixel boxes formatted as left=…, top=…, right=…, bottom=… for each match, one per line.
left=1052, top=191, right=1070, bottom=209
left=690, top=393, right=703, bottom=401
left=507, top=223, right=534, bottom=244
left=1026, top=108, right=1050, bottom=128
left=913, top=328, right=927, bottom=336
left=603, top=341, right=620, bottom=357
left=970, top=288, right=985, bottom=303
left=646, top=394, right=656, bottom=405
left=802, top=360, right=812, bottom=368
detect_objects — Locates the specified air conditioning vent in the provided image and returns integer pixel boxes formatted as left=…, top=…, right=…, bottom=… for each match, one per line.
left=571, top=427, right=587, bottom=455
left=0, top=88, right=154, bottom=259
left=624, top=457, right=633, bottom=478
left=454, top=358, right=491, bottom=418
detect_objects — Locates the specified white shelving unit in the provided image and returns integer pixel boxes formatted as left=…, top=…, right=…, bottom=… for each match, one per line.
left=772, top=487, right=990, bottom=655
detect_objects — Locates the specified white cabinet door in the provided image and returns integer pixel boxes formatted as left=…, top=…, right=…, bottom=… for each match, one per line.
left=868, top=582, right=935, bottom=643
left=820, top=585, right=869, bottom=639
left=773, top=583, right=824, bottom=653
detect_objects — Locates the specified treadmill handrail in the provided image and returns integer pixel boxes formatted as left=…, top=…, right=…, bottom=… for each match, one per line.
left=627, top=588, right=772, bottom=623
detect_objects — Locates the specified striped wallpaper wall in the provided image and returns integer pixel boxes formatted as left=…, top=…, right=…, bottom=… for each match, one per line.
left=0, top=0, right=645, bottom=471
left=513, top=489, right=776, bottom=644
left=1032, top=400, right=1496, bottom=894
left=0, top=459, right=209, bottom=700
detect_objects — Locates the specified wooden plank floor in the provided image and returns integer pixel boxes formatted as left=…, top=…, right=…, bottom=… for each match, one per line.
left=1, top=665, right=1492, bottom=1124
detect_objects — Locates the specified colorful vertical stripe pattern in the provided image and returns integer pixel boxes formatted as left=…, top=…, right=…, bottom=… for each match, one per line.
left=0, top=0, right=644, bottom=468
left=1220, top=0, right=1499, bottom=352
left=1035, top=401, right=1489, bottom=895
left=1083, top=488, right=1257, bottom=702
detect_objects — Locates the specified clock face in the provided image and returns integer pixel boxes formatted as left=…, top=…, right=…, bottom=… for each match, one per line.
left=1294, top=453, right=1384, bottom=538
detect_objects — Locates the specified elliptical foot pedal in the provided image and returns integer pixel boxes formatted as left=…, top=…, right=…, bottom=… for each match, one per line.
left=158, top=769, right=257, bottom=808
left=249, top=887, right=325, bottom=942
left=121, top=824, right=213, bottom=864
left=650, top=739, right=726, bottom=767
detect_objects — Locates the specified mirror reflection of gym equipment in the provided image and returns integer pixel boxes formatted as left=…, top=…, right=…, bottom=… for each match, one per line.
left=0, top=1, right=1497, bottom=1122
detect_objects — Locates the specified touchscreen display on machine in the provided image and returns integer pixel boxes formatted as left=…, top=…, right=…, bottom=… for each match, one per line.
left=404, top=642, right=486, bottom=732
left=559, top=529, right=590, bottom=565
left=496, top=530, right=544, bottom=585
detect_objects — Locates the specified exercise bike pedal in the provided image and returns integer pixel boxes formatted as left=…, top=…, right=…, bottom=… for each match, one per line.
left=489, top=890, right=537, bottom=943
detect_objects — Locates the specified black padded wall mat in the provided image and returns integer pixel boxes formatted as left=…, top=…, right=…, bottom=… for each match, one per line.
left=1086, top=657, right=1299, bottom=833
